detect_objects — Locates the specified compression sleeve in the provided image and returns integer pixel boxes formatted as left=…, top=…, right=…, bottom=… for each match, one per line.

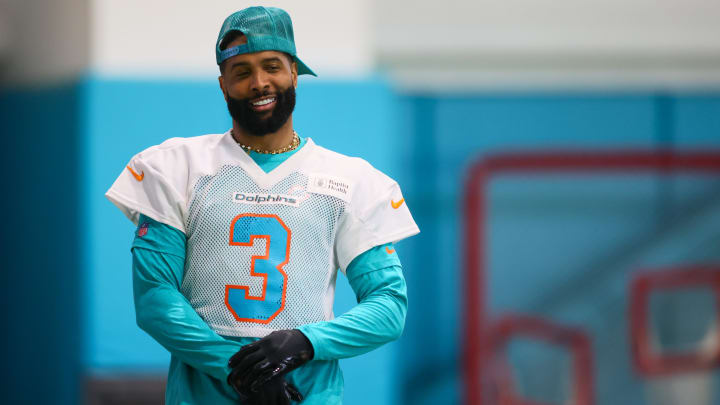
left=297, top=244, right=408, bottom=360
left=131, top=215, right=243, bottom=382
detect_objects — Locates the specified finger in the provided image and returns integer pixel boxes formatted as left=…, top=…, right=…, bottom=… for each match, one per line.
left=229, top=368, right=259, bottom=399
left=228, top=370, right=257, bottom=403
left=258, top=377, right=285, bottom=405
left=228, top=368, right=253, bottom=399
left=227, top=367, right=242, bottom=389
left=232, top=351, right=266, bottom=385
left=251, top=380, right=278, bottom=405
left=250, top=366, right=286, bottom=392
left=284, top=382, right=303, bottom=402
left=244, top=394, right=263, bottom=405
left=248, top=360, right=289, bottom=392
left=271, top=385, right=288, bottom=405
left=229, top=343, right=260, bottom=368
left=279, top=383, right=293, bottom=405
left=277, top=390, right=291, bottom=405
left=246, top=361, right=275, bottom=392
left=247, top=387, right=267, bottom=405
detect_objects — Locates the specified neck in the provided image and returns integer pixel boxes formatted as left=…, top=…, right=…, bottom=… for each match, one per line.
left=231, top=117, right=295, bottom=152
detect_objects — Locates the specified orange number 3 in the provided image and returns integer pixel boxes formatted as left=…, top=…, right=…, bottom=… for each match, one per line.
left=225, top=213, right=291, bottom=323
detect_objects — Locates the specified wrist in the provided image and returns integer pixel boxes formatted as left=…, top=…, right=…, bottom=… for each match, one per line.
left=292, top=329, right=315, bottom=361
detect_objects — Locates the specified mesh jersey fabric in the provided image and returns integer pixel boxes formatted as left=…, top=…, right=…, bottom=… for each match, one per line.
left=107, top=131, right=419, bottom=339
left=131, top=215, right=407, bottom=404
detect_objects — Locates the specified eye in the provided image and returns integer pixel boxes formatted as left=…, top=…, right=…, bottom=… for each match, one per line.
left=235, top=71, right=250, bottom=78
left=265, top=64, right=280, bottom=72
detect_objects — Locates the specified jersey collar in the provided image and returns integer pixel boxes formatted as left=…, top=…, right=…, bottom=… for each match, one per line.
left=221, top=130, right=316, bottom=190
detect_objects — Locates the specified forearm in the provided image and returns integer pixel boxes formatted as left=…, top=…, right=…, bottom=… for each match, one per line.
left=133, top=247, right=242, bottom=381
left=298, top=265, right=407, bottom=360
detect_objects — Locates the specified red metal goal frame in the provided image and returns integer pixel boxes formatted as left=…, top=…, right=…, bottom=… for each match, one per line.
left=485, top=315, right=594, bottom=405
left=629, top=265, right=720, bottom=376
left=463, top=150, right=720, bottom=405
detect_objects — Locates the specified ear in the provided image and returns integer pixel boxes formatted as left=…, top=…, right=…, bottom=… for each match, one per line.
left=218, top=75, right=228, bottom=102
left=291, top=62, right=298, bottom=88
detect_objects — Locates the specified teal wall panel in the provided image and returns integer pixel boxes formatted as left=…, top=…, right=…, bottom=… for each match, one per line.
left=675, top=95, right=720, bottom=147
left=1, top=82, right=83, bottom=405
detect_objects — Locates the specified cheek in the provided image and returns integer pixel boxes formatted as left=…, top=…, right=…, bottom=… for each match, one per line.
left=226, top=83, right=248, bottom=99
left=278, top=75, right=295, bottom=90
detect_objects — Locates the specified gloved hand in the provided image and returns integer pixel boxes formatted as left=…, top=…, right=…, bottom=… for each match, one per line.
left=228, top=329, right=314, bottom=394
left=228, top=373, right=303, bottom=405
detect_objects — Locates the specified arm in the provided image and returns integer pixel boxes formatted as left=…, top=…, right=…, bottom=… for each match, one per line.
left=131, top=215, right=243, bottom=381
left=227, top=244, right=407, bottom=391
left=297, top=244, right=408, bottom=360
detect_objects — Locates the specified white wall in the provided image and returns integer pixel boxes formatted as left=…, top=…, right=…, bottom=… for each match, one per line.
left=90, top=0, right=373, bottom=78
left=3, top=0, right=719, bottom=88
left=373, top=0, right=720, bottom=89
left=0, top=0, right=89, bottom=85
left=375, top=0, right=720, bottom=54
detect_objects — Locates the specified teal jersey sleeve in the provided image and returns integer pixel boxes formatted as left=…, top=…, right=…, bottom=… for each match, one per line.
left=298, top=243, right=408, bottom=360
left=131, top=214, right=243, bottom=383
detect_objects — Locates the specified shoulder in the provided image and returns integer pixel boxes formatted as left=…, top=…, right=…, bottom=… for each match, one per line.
left=303, top=141, right=400, bottom=214
left=106, top=132, right=230, bottom=232
left=133, top=133, right=226, bottom=166
left=127, top=132, right=230, bottom=195
left=307, top=142, right=396, bottom=189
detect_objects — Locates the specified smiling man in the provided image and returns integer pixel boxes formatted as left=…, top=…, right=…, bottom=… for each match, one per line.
left=106, top=6, right=419, bottom=405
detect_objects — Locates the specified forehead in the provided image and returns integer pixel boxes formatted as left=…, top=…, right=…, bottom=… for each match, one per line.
left=225, top=50, right=290, bottom=68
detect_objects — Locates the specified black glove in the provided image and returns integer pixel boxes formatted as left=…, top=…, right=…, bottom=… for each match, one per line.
left=229, top=373, right=303, bottom=405
left=228, top=329, right=314, bottom=394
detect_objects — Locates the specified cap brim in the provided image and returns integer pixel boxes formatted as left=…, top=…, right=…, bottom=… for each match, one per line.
left=294, top=56, right=317, bottom=77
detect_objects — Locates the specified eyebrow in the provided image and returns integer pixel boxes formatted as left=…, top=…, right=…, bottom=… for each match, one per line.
left=229, top=57, right=284, bottom=71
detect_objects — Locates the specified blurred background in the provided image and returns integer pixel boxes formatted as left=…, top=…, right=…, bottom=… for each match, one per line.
left=2, top=0, right=720, bottom=404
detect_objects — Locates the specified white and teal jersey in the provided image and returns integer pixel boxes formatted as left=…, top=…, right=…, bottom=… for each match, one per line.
left=106, top=131, right=419, bottom=339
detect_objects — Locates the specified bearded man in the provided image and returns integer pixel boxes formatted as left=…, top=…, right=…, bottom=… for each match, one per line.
left=106, top=6, right=419, bottom=405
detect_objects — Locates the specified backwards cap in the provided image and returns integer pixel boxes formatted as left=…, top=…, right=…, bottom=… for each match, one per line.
left=216, top=6, right=316, bottom=76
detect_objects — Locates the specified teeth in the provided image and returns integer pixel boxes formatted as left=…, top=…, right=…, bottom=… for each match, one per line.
left=252, top=97, right=275, bottom=106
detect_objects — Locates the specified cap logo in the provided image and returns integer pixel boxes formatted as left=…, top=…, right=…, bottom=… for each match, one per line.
left=219, top=44, right=250, bottom=64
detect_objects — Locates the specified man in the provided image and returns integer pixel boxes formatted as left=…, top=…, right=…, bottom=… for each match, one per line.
left=106, top=6, right=419, bottom=405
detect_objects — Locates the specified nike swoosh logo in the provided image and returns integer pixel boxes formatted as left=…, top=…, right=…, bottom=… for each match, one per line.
left=126, top=165, right=144, bottom=181
left=391, top=198, right=405, bottom=209
left=385, top=246, right=396, bottom=254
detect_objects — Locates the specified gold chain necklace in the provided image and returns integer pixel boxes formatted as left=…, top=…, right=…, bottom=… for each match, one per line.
left=233, top=130, right=300, bottom=154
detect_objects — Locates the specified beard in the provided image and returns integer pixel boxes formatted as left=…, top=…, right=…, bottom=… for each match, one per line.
left=226, top=86, right=296, bottom=136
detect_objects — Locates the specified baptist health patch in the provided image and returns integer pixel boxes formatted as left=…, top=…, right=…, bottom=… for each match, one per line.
left=307, top=174, right=353, bottom=202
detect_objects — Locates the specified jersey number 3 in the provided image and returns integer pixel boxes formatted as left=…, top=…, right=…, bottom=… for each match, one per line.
left=225, top=213, right=291, bottom=324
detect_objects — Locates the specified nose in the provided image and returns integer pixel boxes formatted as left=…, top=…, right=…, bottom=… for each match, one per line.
left=249, top=69, right=270, bottom=93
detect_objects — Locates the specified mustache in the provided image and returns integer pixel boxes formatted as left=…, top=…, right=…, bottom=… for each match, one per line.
left=247, top=91, right=275, bottom=103
left=225, top=86, right=296, bottom=136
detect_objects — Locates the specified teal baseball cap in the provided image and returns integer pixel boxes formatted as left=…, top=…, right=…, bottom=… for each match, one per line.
left=216, top=6, right=317, bottom=77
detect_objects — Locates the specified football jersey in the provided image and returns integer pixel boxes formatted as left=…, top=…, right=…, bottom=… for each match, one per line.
left=106, top=131, right=419, bottom=338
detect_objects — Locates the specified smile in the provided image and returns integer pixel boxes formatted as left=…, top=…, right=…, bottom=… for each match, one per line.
left=252, top=97, right=276, bottom=106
